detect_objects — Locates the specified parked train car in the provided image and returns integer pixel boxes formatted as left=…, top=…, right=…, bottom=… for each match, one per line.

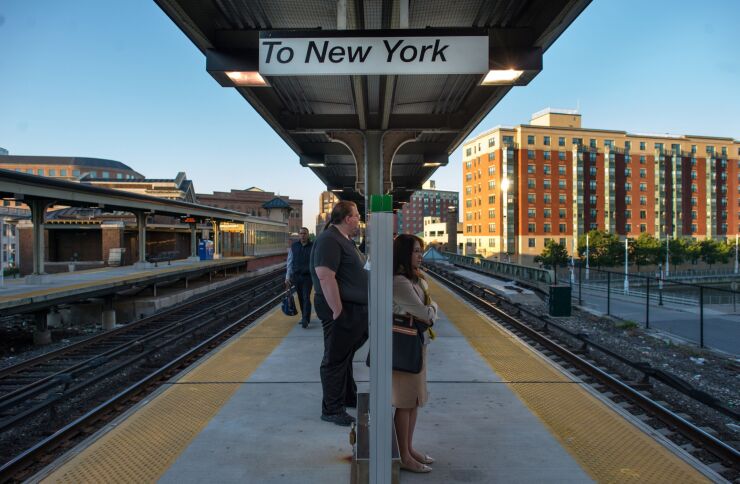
left=220, top=217, right=288, bottom=257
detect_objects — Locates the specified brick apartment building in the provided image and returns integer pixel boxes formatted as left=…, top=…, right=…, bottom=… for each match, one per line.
left=396, top=180, right=459, bottom=236
left=197, top=187, right=303, bottom=234
left=462, top=109, right=739, bottom=259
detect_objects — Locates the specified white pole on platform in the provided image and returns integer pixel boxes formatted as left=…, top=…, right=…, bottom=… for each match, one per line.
left=569, top=236, right=575, bottom=284
left=369, top=211, right=393, bottom=484
left=624, top=238, right=629, bottom=295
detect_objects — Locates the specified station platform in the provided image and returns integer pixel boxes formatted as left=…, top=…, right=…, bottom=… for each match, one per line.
left=32, top=278, right=711, bottom=483
left=0, top=257, right=259, bottom=315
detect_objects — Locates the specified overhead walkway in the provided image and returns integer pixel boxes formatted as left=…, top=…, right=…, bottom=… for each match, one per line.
left=31, top=279, right=710, bottom=483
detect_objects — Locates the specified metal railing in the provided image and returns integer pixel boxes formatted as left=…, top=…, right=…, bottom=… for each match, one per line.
left=561, top=262, right=739, bottom=351
left=442, top=252, right=553, bottom=288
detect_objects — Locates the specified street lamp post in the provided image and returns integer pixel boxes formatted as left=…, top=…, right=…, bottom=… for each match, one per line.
left=665, top=234, right=670, bottom=278
left=585, top=232, right=590, bottom=280
left=734, top=233, right=738, bottom=274
left=570, top=236, right=575, bottom=284
left=624, top=237, right=630, bottom=295
left=657, top=263, right=663, bottom=306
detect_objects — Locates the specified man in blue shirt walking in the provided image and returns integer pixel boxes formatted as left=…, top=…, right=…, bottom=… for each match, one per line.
left=286, top=227, right=313, bottom=328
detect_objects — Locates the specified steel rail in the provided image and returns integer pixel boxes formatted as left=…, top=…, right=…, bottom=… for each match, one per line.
left=424, top=265, right=740, bottom=467
left=0, top=280, right=285, bottom=482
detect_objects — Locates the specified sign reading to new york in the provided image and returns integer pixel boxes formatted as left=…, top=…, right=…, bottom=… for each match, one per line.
left=259, top=33, right=488, bottom=76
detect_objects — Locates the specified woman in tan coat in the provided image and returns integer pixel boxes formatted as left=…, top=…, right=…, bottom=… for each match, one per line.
left=392, top=234, right=438, bottom=473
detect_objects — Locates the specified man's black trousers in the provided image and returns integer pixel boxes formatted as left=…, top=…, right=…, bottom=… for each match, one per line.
left=293, top=274, right=313, bottom=324
left=315, top=294, right=368, bottom=416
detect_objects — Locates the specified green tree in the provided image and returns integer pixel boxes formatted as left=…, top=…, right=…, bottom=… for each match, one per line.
left=633, top=233, right=660, bottom=269
left=683, top=238, right=699, bottom=266
left=535, top=240, right=569, bottom=283
left=668, top=237, right=689, bottom=267
left=699, top=239, right=730, bottom=267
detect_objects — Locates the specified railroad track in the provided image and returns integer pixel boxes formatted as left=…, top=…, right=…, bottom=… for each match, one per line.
left=0, top=270, right=287, bottom=482
left=424, top=263, right=739, bottom=481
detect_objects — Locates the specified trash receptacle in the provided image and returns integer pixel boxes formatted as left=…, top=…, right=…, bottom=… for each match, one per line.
left=549, top=285, right=571, bottom=317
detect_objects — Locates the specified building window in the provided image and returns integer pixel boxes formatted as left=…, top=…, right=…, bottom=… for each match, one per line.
left=48, top=169, right=56, bottom=176
left=503, top=135, right=514, bottom=145
left=558, top=137, right=565, bottom=147
left=544, top=165, right=551, bottom=175
left=625, top=168, right=632, bottom=177
left=604, top=139, right=613, bottom=148
left=528, top=238, right=536, bottom=247
left=543, top=136, right=551, bottom=146
left=527, top=193, right=536, bottom=203
left=544, top=209, right=552, bottom=218
left=638, top=224, right=645, bottom=233
left=527, top=150, right=535, bottom=159
left=466, top=225, right=472, bottom=233
left=559, top=208, right=566, bottom=218
left=528, top=135, right=535, bottom=145
left=528, top=208, right=536, bottom=218
left=466, top=173, right=472, bottom=181
left=589, top=167, right=597, bottom=177
left=466, top=148, right=472, bottom=156
left=37, top=169, right=44, bottom=175
left=466, top=200, right=472, bottom=208
left=60, top=169, right=67, bottom=176
left=590, top=222, right=599, bottom=230
left=559, top=151, right=566, bottom=161
left=625, top=210, right=632, bottom=219
left=465, top=187, right=472, bottom=195
left=639, top=183, right=646, bottom=192
left=639, top=155, right=646, bottom=164
left=625, top=223, right=631, bottom=232
left=528, top=179, right=536, bottom=189
left=544, top=223, right=552, bottom=233
left=626, top=195, right=632, bottom=205
left=73, top=169, right=80, bottom=176
left=590, top=208, right=597, bottom=219
left=488, top=209, right=495, bottom=218
left=691, top=224, right=697, bottom=232
left=691, top=184, right=697, bottom=193
left=488, top=223, right=495, bottom=232
left=528, top=223, right=536, bottom=233
left=558, top=180, right=566, bottom=189
left=589, top=195, right=597, bottom=205
left=572, top=137, right=582, bottom=146
left=625, top=183, right=632, bottom=192
left=639, top=141, right=646, bottom=150
left=488, top=152, right=495, bottom=161
left=544, top=151, right=551, bottom=160
left=488, top=195, right=495, bottom=203
left=528, top=164, right=535, bottom=174
left=558, top=165, right=566, bottom=175
left=543, top=179, right=551, bottom=189
left=544, top=194, right=551, bottom=204
left=116, top=173, right=123, bottom=179
left=488, top=137, right=495, bottom=147
left=639, top=168, right=646, bottom=178
left=102, top=171, right=110, bottom=178
left=691, top=211, right=697, bottom=220
left=488, top=180, right=495, bottom=189
left=559, top=194, right=566, bottom=204
left=589, top=180, right=597, bottom=191
left=639, top=210, right=646, bottom=219
left=559, top=223, right=566, bottom=233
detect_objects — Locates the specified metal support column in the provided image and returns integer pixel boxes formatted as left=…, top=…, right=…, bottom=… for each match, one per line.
left=29, top=199, right=48, bottom=276
left=189, top=223, right=199, bottom=260
left=213, top=221, right=222, bottom=259
left=365, top=129, right=392, bottom=484
left=135, top=211, right=148, bottom=267
left=368, top=208, right=393, bottom=484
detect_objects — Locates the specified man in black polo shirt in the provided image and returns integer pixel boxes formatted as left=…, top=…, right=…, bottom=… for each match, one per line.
left=286, top=227, right=313, bottom=328
left=311, top=201, right=368, bottom=426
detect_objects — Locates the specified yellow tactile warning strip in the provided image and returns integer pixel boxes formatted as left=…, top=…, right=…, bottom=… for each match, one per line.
left=41, top=306, right=295, bottom=484
left=427, top=278, right=708, bottom=484
left=0, top=257, right=251, bottom=305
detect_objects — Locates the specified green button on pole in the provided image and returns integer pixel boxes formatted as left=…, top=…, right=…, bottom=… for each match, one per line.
left=370, top=194, right=393, bottom=212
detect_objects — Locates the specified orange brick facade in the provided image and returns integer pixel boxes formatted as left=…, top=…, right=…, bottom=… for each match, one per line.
left=462, top=112, right=739, bottom=259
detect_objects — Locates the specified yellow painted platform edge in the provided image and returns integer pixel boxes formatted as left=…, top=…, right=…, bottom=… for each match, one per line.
left=38, top=304, right=295, bottom=484
left=427, top=277, right=710, bottom=484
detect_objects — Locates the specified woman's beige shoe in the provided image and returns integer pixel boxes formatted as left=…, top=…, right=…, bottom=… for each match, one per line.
left=418, top=454, right=434, bottom=465
left=400, top=462, right=432, bottom=473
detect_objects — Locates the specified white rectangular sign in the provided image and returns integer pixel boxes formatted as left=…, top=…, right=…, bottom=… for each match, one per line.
left=259, top=35, right=488, bottom=76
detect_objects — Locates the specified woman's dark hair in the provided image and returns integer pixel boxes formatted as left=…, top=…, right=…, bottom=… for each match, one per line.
left=393, top=234, right=424, bottom=281
left=325, top=200, right=358, bottom=230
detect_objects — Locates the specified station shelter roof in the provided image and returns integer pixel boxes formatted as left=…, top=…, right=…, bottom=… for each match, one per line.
left=156, top=0, right=589, bottom=211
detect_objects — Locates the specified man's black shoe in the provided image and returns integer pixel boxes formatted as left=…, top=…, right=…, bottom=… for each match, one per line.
left=321, top=412, right=355, bottom=426
left=301, top=320, right=309, bottom=328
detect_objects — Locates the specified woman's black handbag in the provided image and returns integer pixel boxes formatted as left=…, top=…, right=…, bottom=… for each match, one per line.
left=281, top=289, right=298, bottom=316
left=366, top=314, right=425, bottom=374
left=392, top=314, right=424, bottom=373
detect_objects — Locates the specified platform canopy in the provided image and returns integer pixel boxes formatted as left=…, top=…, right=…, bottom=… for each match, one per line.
left=157, top=0, right=589, bottom=210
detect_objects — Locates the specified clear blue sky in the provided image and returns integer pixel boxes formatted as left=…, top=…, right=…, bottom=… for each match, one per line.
left=1, top=1, right=738, bottom=229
